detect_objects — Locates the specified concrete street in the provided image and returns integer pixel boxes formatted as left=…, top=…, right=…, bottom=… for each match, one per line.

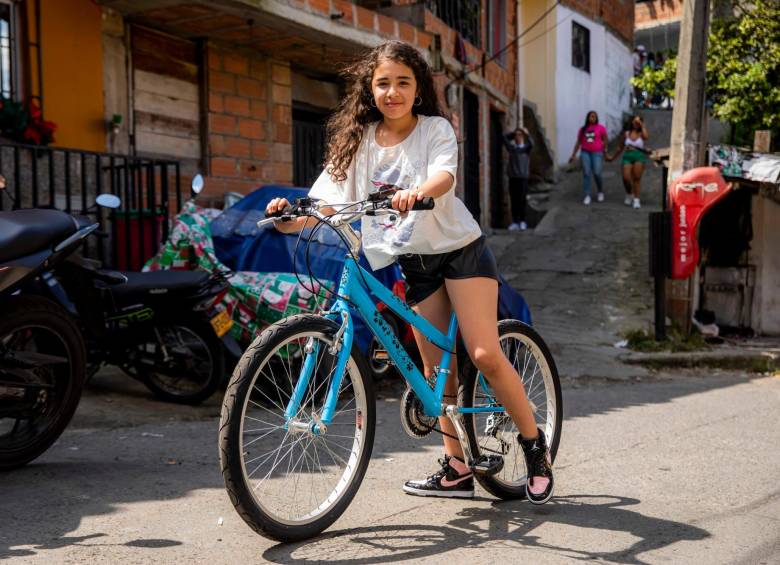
left=2, top=369, right=778, bottom=564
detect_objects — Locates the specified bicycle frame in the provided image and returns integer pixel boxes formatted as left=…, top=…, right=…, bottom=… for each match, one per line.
left=285, top=254, right=503, bottom=430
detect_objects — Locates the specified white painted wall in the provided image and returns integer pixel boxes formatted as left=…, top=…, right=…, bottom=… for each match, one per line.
left=554, top=5, right=632, bottom=164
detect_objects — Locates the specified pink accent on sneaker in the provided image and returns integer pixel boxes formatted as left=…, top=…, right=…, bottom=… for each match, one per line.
left=528, top=477, right=550, bottom=495
left=440, top=473, right=473, bottom=488
left=448, top=456, right=469, bottom=475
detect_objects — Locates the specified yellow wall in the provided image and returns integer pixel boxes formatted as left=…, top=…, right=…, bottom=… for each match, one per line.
left=520, top=0, right=557, bottom=152
left=35, top=0, right=105, bottom=151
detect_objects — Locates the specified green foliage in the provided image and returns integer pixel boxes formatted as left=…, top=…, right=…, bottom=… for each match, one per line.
left=625, top=327, right=708, bottom=353
left=631, top=0, right=780, bottom=141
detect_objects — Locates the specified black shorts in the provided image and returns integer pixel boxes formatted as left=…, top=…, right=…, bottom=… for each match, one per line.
left=397, top=236, right=500, bottom=306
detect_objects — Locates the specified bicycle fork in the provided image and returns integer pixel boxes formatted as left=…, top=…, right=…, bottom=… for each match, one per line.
left=283, top=309, right=353, bottom=435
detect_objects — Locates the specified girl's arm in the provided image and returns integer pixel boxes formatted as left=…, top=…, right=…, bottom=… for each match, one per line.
left=391, top=171, right=454, bottom=212
left=606, top=134, right=625, bottom=162
left=568, top=138, right=581, bottom=163
left=641, top=125, right=649, bottom=141
left=600, top=129, right=609, bottom=153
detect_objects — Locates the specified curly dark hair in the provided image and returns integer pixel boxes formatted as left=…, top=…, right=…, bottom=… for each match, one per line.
left=324, top=40, right=447, bottom=182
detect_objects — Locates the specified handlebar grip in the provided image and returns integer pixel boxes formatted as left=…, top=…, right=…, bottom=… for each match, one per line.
left=265, top=206, right=293, bottom=218
left=411, top=197, right=435, bottom=211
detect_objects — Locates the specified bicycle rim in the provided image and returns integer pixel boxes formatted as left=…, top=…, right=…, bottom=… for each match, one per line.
left=238, top=330, right=368, bottom=526
left=469, top=326, right=559, bottom=490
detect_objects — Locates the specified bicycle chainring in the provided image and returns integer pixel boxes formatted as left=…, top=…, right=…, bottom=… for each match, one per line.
left=400, top=386, right=436, bottom=439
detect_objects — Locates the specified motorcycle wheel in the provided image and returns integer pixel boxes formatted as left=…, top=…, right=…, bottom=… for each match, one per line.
left=0, top=296, right=86, bottom=471
left=136, top=319, right=225, bottom=405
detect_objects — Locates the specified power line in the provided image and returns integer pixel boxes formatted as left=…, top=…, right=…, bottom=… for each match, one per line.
left=461, top=0, right=561, bottom=80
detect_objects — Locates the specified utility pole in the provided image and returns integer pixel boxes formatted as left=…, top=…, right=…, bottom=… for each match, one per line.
left=668, top=0, right=710, bottom=179
left=665, top=0, right=711, bottom=332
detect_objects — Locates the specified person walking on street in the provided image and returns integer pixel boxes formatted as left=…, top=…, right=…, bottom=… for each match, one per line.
left=568, top=111, right=607, bottom=205
left=607, top=115, right=650, bottom=209
left=503, top=126, right=533, bottom=231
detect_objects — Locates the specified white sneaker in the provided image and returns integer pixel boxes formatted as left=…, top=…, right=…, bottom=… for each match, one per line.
left=597, top=192, right=604, bottom=202
left=633, top=198, right=641, bottom=209
left=624, top=195, right=632, bottom=206
left=519, top=221, right=528, bottom=231
left=583, top=195, right=592, bottom=205
left=508, top=222, right=521, bottom=231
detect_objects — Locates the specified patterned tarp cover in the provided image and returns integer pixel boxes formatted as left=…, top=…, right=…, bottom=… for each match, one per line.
left=144, top=201, right=332, bottom=347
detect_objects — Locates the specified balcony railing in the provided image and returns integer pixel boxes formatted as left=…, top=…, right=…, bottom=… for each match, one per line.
left=0, top=143, right=183, bottom=271
left=426, top=0, right=481, bottom=48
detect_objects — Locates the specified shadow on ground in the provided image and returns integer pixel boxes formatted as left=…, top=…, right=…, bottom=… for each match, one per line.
left=263, top=494, right=708, bottom=564
left=1, top=371, right=759, bottom=560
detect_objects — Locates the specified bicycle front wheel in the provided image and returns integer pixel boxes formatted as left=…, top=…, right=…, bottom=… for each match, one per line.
left=219, top=314, right=375, bottom=542
left=459, top=319, right=562, bottom=500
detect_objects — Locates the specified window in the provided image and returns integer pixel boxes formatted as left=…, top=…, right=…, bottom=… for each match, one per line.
left=427, top=0, right=481, bottom=48
left=0, top=0, right=19, bottom=99
left=487, top=0, right=507, bottom=67
left=572, top=21, right=590, bottom=73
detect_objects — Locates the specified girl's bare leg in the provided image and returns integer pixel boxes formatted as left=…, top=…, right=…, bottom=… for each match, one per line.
left=409, top=286, right=463, bottom=459
left=622, top=164, right=633, bottom=194
left=445, top=277, right=538, bottom=439
left=632, top=162, right=645, bottom=197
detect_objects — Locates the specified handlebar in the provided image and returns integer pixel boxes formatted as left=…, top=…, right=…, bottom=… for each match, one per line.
left=259, top=194, right=435, bottom=227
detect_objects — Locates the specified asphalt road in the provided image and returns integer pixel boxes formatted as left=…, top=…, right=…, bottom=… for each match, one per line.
left=2, top=368, right=779, bottom=564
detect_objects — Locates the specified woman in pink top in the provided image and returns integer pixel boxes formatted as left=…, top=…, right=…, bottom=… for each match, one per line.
left=568, top=111, right=608, bottom=205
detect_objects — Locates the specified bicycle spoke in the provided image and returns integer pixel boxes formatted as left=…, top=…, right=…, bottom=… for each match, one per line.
left=232, top=328, right=368, bottom=527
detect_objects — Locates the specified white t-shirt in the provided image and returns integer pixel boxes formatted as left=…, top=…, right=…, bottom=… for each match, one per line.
left=309, top=115, right=481, bottom=270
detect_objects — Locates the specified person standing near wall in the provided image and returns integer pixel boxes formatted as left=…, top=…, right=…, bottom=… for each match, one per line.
left=503, top=127, right=533, bottom=231
left=568, top=111, right=608, bottom=205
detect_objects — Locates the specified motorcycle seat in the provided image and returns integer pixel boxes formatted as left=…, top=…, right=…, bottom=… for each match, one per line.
left=109, top=270, right=212, bottom=297
left=0, top=209, right=78, bottom=263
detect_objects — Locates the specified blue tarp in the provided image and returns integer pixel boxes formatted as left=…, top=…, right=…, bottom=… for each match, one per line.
left=210, top=185, right=531, bottom=351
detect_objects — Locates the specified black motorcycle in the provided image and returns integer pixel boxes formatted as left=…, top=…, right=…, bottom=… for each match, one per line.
left=0, top=187, right=103, bottom=470
left=49, top=175, right=233, bottom=405
left=54, top=254, right=230, bottom=405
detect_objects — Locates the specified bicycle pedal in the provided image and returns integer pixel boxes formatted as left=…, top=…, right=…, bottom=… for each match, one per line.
left=469, top=455, right=504, bottom=477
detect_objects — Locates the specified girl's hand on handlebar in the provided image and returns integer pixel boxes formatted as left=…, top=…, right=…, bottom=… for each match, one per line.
left=391, top=188, right=423, bottom=213
left=266, top=197, right=291, bottom=216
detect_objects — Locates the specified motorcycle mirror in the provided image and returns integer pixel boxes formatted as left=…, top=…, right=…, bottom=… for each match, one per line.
left=96, top=194, right=121, bottom=209
left=191, top=174, right=205, bottom=195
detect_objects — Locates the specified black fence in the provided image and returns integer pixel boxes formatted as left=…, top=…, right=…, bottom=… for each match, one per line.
left=0, top=143, right=183, bottom=270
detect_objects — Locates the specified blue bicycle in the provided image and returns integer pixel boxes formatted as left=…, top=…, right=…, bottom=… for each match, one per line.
left=219, top=194, right=562, bottom=541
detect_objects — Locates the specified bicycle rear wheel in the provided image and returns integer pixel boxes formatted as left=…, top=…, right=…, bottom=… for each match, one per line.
left=219, top=314, right=375, bottom=542
left=459, top=319, right=562, bottom=500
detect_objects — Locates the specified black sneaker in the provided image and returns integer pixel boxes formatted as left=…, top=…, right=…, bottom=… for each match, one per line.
left=403, top=455, right=474, bottom=498
left=519, top=428, right=554, bottom=504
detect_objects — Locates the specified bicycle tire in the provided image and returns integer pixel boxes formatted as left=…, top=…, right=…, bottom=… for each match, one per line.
left=219, top=314, right=375, bottom=542
left=459, top=319, right=562, bottom=500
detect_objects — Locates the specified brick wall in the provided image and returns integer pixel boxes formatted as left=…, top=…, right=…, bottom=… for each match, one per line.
left=561, top=0, right=634, bottom=45
left=423, top=9, right=516, bottom=103
left=206, top=45, right=293, bottom=193
left=635, top=0, right=683, bottom=29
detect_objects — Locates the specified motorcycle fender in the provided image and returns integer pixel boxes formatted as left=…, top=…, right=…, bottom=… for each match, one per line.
left=220, top=333, right=243, bottom=359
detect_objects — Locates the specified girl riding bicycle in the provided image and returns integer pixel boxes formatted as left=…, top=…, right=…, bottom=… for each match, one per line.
left=266, top=40, right=553, bottom=504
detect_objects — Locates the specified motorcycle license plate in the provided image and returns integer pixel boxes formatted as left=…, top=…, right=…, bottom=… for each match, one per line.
left=210, top=310, right=233, bottom=337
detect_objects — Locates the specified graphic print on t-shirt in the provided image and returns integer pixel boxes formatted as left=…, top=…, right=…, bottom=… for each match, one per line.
left=364, top=159, right=424, bottom=249
left=584, top=130, right=596, bottom=144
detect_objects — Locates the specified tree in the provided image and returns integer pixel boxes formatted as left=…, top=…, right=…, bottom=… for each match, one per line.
left=632, top=0, right=780, bottom=145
